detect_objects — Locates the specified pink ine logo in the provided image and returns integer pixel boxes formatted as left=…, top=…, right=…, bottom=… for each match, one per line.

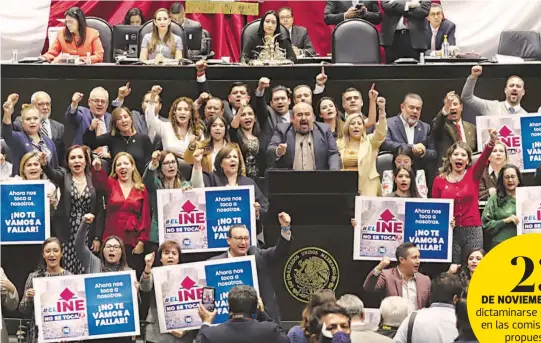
left=59, top=288, right=75, bottom=301
left=177, top=276, right=203, bottom=302
left=178, top=200, right=205, bottom=225
left=376, top=209, right=404, bottom=234
left=57, top=288, right=84, bottom=312
left=498, top=125, right=520, bottom=148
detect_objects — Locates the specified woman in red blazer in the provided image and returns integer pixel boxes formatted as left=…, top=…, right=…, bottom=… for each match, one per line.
left=41, top=6, right=104, bottom=63
left=92, top=152, right=150, bottom=276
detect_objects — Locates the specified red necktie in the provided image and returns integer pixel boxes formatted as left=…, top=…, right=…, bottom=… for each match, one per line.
left=403, top=17, right=409, bottom=28
left=455, top=123, right=463, bottom=142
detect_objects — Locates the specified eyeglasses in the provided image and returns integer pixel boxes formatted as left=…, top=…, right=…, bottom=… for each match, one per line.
left=279, top=15, right=292, bottom=20
left=90, top=99, right=108, bottom=105
left=232, top=236, right=250, bottom=242
left=503, top=175, right=517, bottom=180
left=104, top=244, right=121, bottom=251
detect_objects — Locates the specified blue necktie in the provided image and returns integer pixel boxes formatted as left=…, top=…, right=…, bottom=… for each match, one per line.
left=509, top=107, right=516, bottom=114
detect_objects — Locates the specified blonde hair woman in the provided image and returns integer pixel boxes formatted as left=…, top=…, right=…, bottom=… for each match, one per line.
left=2, top=94, right=59, bottom=175
left=92, top=152, right=150, bottom=275
left=18, top=152, right=60, bottom=210
left=337, top=85, right=387, bottom=196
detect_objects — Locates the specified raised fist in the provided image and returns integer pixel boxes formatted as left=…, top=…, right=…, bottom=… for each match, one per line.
left=195, top=60, right=208, bottom=73
left=276, top=143, right=287, bottom=157
left=278, top=212, right=291, bottom=227
left=82, top=213, right=95, bottom=224
left=258, top=77, right=270, bottom=90
left=471, top=65, right=483, bottom=79
left=72, top=92, right=84, bottom=106
left=376, top=256, right=391, bottom=271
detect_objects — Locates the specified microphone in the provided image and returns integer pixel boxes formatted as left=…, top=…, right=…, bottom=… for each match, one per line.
left=308, top=141, right=316, bottom=170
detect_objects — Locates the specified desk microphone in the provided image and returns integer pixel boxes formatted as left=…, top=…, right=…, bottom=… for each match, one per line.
left=308, top=141, right=316, bottom=170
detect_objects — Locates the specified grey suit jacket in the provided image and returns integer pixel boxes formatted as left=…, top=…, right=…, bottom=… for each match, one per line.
left=380, top=0, right=431, bottom=49
left=1, top=267, right=19, bottom=343
left=290, top=26, right=316, bottom=56
left=461, top=76, right=527, bottom=116
left=14, top=115, right=65, bottom=159
left=324, top=0, right=382, bottom=26
left=266, top=122, right=341, bottom=170
left=208, top=235, right=292, bottom=323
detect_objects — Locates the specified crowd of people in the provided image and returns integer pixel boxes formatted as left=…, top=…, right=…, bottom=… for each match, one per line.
left=2, top=3, right=541, bottom=340
left=32, top=1, right=471, bottom=65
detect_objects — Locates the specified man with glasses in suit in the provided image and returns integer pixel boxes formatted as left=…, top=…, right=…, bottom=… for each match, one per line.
left=278, top=7, right=316, bottom=57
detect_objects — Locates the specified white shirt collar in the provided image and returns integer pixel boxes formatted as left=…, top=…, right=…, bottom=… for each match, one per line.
left=504, top=101, right=521, bottom=112
left=397, top=267, right=416, bottom=280
left=430, top=24, right=440, bottom=33
left=399, top=113, right=418, bottom=128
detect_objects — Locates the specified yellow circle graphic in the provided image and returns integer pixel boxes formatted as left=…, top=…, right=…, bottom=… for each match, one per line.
left=468, top=234, right=541, bottom=342
left=283, top=247, right=340, bottom=303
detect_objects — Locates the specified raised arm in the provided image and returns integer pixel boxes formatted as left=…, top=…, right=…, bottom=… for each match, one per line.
left=145, top=86, right=168, bottom=139
left=18, top=273, right=36, bottom=315
left=65, top=92, right=85, bottom=127
left=76, top=214, right=101, bottom=273
left=367, top=88, right=387, bottom=149
left=259, top=212, right=292, bottom=263
left=1, top=268, right=19, bottom=311
left=363, top=257, right=390, bottom=292
left=472, top=130, right=497, bottom=180
left=460, top=66, right=492, bottom=116
left=91, top=158, right=113, bottom=196
left=2, top=94, right=19, bottom=146
left=42, top=161, right=66, bottom=187
left=142, top=153, right=160, bottom=193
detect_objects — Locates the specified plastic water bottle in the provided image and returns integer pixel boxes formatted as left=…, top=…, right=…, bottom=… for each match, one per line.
left=85, top=52, right=92, bottom=65
left=442, top=35, right=450, bottom=58
left=419, top=52, right=425, bottom=64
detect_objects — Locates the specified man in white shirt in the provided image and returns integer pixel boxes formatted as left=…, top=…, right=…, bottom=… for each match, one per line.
left=393, top=273, right=462, bottom=343
left=208, top=212, right=293, bottom=323
left=461, top=65, right=527, bottom=116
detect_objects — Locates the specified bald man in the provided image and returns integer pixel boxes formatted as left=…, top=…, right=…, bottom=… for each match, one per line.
left=267, top=102, right=341, bottom=170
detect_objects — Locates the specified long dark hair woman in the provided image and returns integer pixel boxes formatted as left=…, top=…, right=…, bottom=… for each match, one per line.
left=482, top=163, right=522, bottom=249
left=448, top=248, right=485, bottom=288
left=41, top=6, right=104, bottom=63
left=317, top=97, right=345, bottom=140
left=19, top=238, right=72, bottom=343
left=391, top=166, right=420, bottom=198
left=42, top=145, right=101, bottom=275
left=124, top=7, right=145, bottom=26
left=140, top=241, right=196, bottom=342
left=240, top=10, right=297, bottom=65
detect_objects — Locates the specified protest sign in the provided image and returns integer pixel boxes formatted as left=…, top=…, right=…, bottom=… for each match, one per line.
left=0, top=180, right=50, bottom=244
left=353, top=196, right=453, bottom=262
left=152, top=256, right=259, bottom=332
left=517, top=186, right=541, bottom=234
left=33, top=271, right=139, bottom=342
left=476, top=114, right=541, bottom=172
left=157, top=186, right=256, bottom=253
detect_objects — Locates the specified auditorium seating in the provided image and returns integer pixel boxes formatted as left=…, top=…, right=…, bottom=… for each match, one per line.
left=332, top=19, right=381, bottom=64
left=86, top=17, right=114, bottom=63
left=498, top=30, right=541, bottom=60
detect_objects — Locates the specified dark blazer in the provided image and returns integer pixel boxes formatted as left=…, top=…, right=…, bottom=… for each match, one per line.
left=363, top=267, right=431, bottom=309
left=324, top=1, right=382, bottom=25
left=381, top=115, right=437, bottom=162
left=290, top=26, right=316, bottom=56
left=13, top=116, right=65, bottom=160
left=195, top=319, right=290, bottom=343
left=43, top=164, right=102, bottom=242
left=479, top=168, right=498, bottom=201
left=208, top=232, right=292, bottom=323
left=267, top=122, right=342, bottom=171
left=196, top=79, right=237, bottom=125
left=380, top=0, right=431, bottom=49
left=1, top=123, right=59, bottom=176
left=431, top=110, right=476, bottom=167
left=255, top=94, right=291, bottom=151
left=240, top=34, right=297, bottom=64
left=425, top=18, right=456, bottom=51
left=64, top=105, right=111, bottom=145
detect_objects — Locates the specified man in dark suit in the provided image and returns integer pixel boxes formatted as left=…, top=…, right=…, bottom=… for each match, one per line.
left=195, top=60, right=251, bottom=125
left=195, top=285, right=290, bottom=343
left=324, top=0, right=382, bottom=26
left=278, top=7, right=316, bottom=56
left=13, top=91, right=65, bottom=160
left=209, top=212, right=292, bottom=323
left=381, top=93, right=437, bottom=172
left=425, top=3, right=456, bottom=54
left=363, top=243, right=431, bottom=310
left=267, top=102, right=341, bottom=171
left=381, top=0, right=431, bottom=63
left=255, top=78, right=292, bottom=150
left=431, top=91, right=476, bottom=167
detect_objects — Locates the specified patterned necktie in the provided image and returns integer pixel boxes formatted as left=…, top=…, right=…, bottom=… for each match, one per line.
left=40, top=120, right=49, bottom=138
left=455, top=122, right=463, bottom=142
left=509, top=107, right=516, bottom=114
